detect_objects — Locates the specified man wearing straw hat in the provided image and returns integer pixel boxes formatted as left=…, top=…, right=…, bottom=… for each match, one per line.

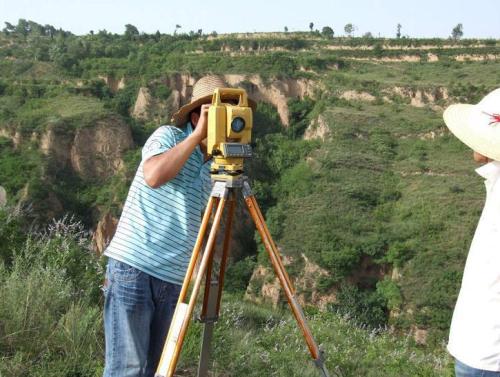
left=444, top=88, right=500, bottom=377
left=101, top=76, right=226, bottom=377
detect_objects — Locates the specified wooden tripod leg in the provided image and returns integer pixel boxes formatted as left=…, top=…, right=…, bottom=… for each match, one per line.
left=248, top=195, right=295, bottom=294
left=155, top=194, right=227, bottom=377
left=197, top=192, right=236, bottom=377
left=244, top=194, right=330, bottom=377
left=216, top=192, right=236, bottom=313
left=179, top=196, right=216, bottom=303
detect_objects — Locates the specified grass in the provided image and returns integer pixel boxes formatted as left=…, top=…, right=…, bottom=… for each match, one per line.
left=0, top=210, right=453, bottom=377
left=12, top=94, right=108, bottom=132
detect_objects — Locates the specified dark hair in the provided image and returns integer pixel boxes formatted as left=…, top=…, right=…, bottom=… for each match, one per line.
left=189, top=106, right=201, bottom=120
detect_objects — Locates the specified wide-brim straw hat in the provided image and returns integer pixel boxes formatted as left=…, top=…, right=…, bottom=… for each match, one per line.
left=171, top=75, right=256, bottom=126
left=443, top=88, right=500, bottom=161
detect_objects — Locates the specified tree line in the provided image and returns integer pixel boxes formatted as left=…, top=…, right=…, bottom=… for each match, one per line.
left=3, top=18, right=466, bottom=41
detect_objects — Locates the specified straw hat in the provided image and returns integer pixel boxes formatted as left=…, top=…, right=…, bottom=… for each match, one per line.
left=444, top=88, right=500, bottom=161
left=171, top=75, right=256, bottom=126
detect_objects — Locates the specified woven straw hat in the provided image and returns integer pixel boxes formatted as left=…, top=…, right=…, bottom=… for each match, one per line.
left=171, top=75, right=256, bottom=126
left=444, top=88, right=500, bottom=161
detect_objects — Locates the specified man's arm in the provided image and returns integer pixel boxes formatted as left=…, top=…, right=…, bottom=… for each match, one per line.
left=143, top=104, right=209, bottom=188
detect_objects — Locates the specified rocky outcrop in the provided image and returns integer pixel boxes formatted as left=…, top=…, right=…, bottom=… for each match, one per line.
left=41, top=116, right=134, bottom=180
left=132, top=74, right=196, bottom=123
left=340, top=90, right=376, bottom=102
left=245, top=253, right=336, bottom=310
left=304, top=114, right=330, bottom=141
left=163, top=73, right=196, bottom=110
left=455, top=54, right=499, bottom=62
left=132, top=73, right=316, bottom=127
left=334, top=86, right=449, bottom=110
left=93, top=212, right=119, bottom=254
left=0, top=127, right=23, bottom=148
left=40, top=127, right=73, bottom=167
left=132, top=87, right=153, bottom=120
left=98, top=75, right=125, bottom=93
left=70, top=117, right=134, bottom=180
left=224, top=74, right=316, bottom=126
left=387, top=86, right=448, bottom=109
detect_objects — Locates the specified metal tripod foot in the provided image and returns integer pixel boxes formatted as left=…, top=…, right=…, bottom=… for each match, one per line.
left=314, top=348, right=331, bottom=377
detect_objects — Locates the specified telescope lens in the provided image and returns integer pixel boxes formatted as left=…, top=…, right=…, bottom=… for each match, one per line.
left=231, top=117, right=245, bottom=133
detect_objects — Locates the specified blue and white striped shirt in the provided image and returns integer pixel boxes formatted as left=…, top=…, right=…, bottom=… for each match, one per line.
left=104, top=123, right=211, bottom=285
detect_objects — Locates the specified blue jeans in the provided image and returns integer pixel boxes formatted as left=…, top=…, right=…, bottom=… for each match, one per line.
left=103, top=258, right=181, bottom=377
left=456, top=359, right=500, bottom=377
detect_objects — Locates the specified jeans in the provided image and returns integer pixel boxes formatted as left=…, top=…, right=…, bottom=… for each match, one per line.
left=456, top=359, right=500, bottom=377
left=103, top=258, right=181, bottom=377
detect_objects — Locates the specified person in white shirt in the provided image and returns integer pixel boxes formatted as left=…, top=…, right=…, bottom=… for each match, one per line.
left=444, top=88, right=500, bottom=377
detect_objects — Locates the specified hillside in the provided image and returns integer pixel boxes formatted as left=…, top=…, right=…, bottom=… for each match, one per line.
left=1, top=20, right=499, bottom=375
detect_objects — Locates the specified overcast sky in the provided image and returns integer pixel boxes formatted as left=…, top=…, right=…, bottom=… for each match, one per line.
left=1, top=0, right=499, bottom=38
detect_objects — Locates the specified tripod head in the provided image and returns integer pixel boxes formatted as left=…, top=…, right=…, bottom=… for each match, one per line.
left=207, top=88, right=253, bottom=181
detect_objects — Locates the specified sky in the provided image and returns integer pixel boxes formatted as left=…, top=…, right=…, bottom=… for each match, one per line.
left=0, top=0, right=499, bottom=38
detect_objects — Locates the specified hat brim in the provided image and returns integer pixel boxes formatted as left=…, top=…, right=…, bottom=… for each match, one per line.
left=444, top=104, right=500, bottom=161
left=171, top=95, right=257, bottom=126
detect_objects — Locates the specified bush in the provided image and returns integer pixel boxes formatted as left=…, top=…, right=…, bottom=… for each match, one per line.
left=0, top=211, right=104, bottom=376
left=224, top=256, right=257, bottom=294
left=330, top=283, right=388, bottom=328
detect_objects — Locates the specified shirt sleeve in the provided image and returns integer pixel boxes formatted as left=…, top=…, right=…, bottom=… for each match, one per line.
left=141, top=126, right=177, bottom=162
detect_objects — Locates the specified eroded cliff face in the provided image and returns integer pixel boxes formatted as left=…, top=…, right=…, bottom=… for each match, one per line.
left=40, top=116, right=134, bottom=180
left=245, top=253, right=336, bottom=310
left=130, top=73, right=316, bottom=127
left=93, top=212, right=119, bottom=254
left=224, top=74, right=316, bottom=126
left=130, top=73, right=452, bottom=132
left=71, top=118, right=133, bottom=180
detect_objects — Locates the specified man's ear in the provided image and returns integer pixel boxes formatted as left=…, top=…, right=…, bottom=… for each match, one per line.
left=190, top=112, right=200, bottom=126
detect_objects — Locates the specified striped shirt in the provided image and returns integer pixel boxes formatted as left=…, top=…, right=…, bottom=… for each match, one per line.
left=104, top=123, right=211, bottom=285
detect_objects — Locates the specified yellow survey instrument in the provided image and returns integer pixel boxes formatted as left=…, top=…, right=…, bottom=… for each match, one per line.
left=207, top=88, right=253, bottom=181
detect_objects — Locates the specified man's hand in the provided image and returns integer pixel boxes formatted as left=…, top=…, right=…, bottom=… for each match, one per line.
left=192, top=104, right=210, bottom=143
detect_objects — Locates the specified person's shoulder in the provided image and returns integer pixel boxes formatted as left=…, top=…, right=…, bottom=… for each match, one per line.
left=147, top=125, right=186, bottom=143
left=155, top=124, right=183, bottom=136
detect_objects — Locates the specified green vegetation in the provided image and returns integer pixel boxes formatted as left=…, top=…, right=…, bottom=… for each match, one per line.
left=0, top=208, right=453, bottom=376
left=1, top=19, right=499, bottom=375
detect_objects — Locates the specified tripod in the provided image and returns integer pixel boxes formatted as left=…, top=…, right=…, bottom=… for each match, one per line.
left=155, top=175, right=330, bottom=377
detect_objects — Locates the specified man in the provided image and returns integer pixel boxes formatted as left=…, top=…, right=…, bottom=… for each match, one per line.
left=102, top=76, right=226, bottom=377
left=444, top=88, right=500, bottom=377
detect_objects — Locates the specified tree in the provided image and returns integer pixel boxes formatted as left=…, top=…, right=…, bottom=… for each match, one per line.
left=45, top=24, right=56, bottom=39
left=197, top=29, right=203, bottom=36
left=396, top=23, right=402, bottom=39
left=124, top=24, right=139, bottom=40
left=284, top=26, right=288, bottom=33
left=363, top=32, right=374, bottom=39
left=451, top=23, right=464, bottom=40
left=344, top=23, right=355, bottom=37
left=321, top=26, right=334, bottom=39
left=15, top=19, right=30, bottom=37
left=174, top=24, right=181, bottom=35
left=2, top=22, right=15, bottom=35
left=28, top=20, right=45, bottom=35
left=309, top=22, right=314, bottom=32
